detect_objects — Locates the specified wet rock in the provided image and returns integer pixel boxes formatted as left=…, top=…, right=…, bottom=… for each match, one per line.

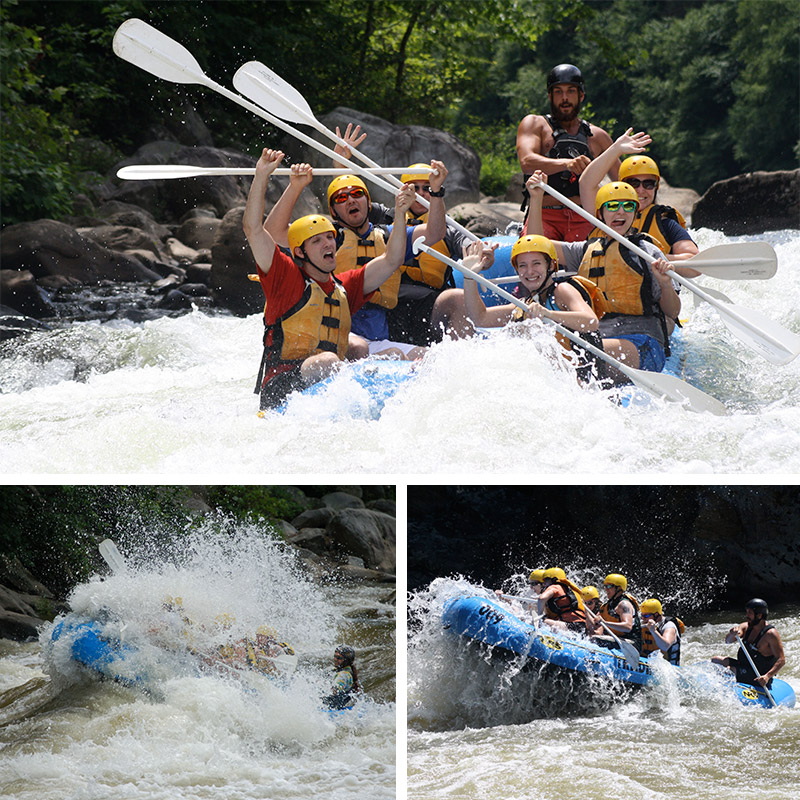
left=448, top=202, right=523, bottom=237
left=79, top=224, right=171, bottom=262
left=176, top=216, right=222, bottom=250
left=693, top=169, right=800, bottom=234
left=185, top=263, right=212, bottom=284
left=0, top=219, right=161, bottom=286
left=209, top=207, right=263, bottom=316
left=0, top=311, right=52, bottom=342
left=0, top=270, right=57, bottom=318
left=321, top=491, right=365, bottom=511
left=292, top=507, right=336, bottom=530
left=326, top=509, right=396, bottom=572
left=166, top=237, right=200, bottom=262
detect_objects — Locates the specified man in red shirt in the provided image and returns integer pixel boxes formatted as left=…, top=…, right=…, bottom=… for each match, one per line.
left=243, top=148, right=417, bottom=410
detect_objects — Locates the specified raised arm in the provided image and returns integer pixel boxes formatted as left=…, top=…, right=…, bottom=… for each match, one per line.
left=579, top=128, right=651, bottom=212
left=525, top=171, right=568, bottom=265
left=410, top=160, right=448, bottom=246
left=242, top=148, right=285, bottom=273
left=362, top=184, right=416, bottom=294
left=263, top=163, right=314, bottom=248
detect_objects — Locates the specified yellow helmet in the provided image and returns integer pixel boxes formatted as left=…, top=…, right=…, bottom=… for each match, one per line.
left=327, top=174, right=370, bottom=207
left=619, top=155, right=660, bottom=182
left=256, top=625, right=277, bottom=638
left=640, top=598, right=663, bottom=616
left=401, top=163, right=432, bottom=184
left=510, top=235, right=558, bottom=270
left=603, top=573, right=628, bottom=591
left=214, top=612, right=235, bottom=630
left=595, top=181, right=639, bottom=215
left=287, top=214, right=337, bottom=253
left=581, top=585, right=600, bottom=601
left=544, top=567, right=566, bottom=582
left=529, top=569, right=546, bottom=584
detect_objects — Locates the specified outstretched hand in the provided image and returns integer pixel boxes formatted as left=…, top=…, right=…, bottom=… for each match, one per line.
left=616, top=127, right=652, bottom=154
left=460, top=240, right=497, bottom=273
left=334, top=123, right=367, bottom=162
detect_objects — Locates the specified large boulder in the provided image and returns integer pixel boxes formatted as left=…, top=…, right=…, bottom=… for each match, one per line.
left=0, top=219, right=161, bottom=290
left=287, top=106, right=481, bottom=210
left=326, top=509, right=395, bottom=573
left=0, top=270, right=57, bottom=318
left=209, top=207, right=262, bottom=315
left=692, top=169, right=799, bottom=234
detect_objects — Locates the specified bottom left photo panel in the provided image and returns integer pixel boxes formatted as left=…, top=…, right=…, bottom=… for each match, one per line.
left=0, top=484, right=397, bottom=800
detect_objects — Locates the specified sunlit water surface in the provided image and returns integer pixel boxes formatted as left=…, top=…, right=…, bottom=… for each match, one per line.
left=408, top=577, right=800, bottom=800
left=0, top=526, right=396, bottom=799
left=1, top=229, right=798, bottom=474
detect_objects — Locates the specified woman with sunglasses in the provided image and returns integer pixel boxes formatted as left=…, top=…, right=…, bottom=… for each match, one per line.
left=527, top=170, right=680, bottom=376
left=579, top=128, right=700, bottom=278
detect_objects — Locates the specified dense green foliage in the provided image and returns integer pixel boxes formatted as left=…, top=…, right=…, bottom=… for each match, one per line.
left=1, top=0, right=797, bottom=224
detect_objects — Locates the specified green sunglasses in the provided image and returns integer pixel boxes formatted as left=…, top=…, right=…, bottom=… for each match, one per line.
left=602, top=199, right=637, bottom=212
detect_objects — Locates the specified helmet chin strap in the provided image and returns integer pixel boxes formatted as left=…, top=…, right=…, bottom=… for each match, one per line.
left=297, top=245, right=336, bottom=274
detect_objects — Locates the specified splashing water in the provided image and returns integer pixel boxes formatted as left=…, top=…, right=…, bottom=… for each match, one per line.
left=1, top=230, right=798, bottom=474
left=0, top=524, right=396, bottom=799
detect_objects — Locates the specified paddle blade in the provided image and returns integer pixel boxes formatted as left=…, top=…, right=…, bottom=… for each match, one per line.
left=716, top=302, right=800, bottom=365
left=113, top=19, right=208, bottom=85
left=233, top=62, right=314, bottom=126
left=618, top=639, right=641, bottom=669
left=99, top=539, right=127, bottom=574
left=627, top=369, right=730, bottom=416
left=687, top=242, right=777, bottom=280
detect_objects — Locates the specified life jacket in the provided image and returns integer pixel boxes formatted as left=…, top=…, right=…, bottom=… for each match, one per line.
left=254, top=271, right=351, bottom=392
left=632, top=205, right=687, bottom=254
left=402, top=213, right=453, bottom=289
left=545, top=582, right=587, bottom=624
left=334, top=223, right=399, bottom=309
left=640, top=616, right=684, bottom=665
left=736, top=624, right=777, bottom=687
left=600, top=592, right=642, bottom=651
left=243, top=638, right=294, bottom=674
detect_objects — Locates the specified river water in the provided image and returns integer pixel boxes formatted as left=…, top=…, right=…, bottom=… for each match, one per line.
left=0, top=526, right=396, bottom=799
left=1, top=228, right=798, bottom=475
left=407, top=578, right=800, bottom=800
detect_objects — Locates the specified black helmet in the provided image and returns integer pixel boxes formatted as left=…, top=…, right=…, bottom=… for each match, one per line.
left=335, top=645, right=355, bottom=666
left=745, top=598, right=769, bottom=618
left=546, top=64, right=585, bottom=94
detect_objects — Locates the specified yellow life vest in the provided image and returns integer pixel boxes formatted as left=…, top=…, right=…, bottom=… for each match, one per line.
left=402, top=212, right=452, bottom=289
left=334, top=224, right=399, bottom=309
left=578, top=236, right=657, bottom=317
left=266, top=274, right=351, bottom=364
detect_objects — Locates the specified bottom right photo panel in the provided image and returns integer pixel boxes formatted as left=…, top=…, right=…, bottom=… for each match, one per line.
left=407, top=485, right=799, bottom=800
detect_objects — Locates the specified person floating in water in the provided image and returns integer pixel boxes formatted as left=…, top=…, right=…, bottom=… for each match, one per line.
left=322, top=645, right=360, bottom=710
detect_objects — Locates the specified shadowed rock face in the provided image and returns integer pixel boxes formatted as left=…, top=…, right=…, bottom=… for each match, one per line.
left=692, top=170, right=800, bottom=235
left=408, top=486, right=800, bottom=609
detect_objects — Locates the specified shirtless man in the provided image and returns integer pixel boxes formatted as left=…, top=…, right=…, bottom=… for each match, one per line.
left=516, top=63, right=615, bottom=241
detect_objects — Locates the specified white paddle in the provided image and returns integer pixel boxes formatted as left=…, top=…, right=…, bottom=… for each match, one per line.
left=99, top=539, right=127, bottom=574
left=116, top=164, right=431, bottom=180
left=412, top=237, right=729, bottom=415
left=486, top=241, right=776, bottom=284
left=112, top=20, right=414, bottom=207
left=735, top=634, right=777, bottom=708
left=536, top=182, right=800, bottom=365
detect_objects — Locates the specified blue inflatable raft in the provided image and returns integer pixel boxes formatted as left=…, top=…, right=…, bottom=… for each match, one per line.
left=442, top=595, right=795, bottom=709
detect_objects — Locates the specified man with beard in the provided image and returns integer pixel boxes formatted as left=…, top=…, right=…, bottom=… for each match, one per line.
left=516, top=64, right=616, bottom=241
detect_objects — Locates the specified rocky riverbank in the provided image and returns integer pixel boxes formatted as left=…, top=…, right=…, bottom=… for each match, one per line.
left=1, top=105, right=796, bottom=340
left=0, top=485, right=395, bottom=642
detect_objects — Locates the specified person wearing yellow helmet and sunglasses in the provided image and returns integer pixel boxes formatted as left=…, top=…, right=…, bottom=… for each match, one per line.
left=243, top=148, right=419, bottom=410
left=458, top=233, right=608, bottom=383
left=527, top=168, right=680, bottom=379
left=578, top=128, right=700, bottom=279
left=590, top=572, right=642, bottom=652
left=332, top=126, right=474, bottom=347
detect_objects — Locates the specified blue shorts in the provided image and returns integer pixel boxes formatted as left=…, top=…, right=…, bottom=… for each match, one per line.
left=616, top=334, right=666, bottom=372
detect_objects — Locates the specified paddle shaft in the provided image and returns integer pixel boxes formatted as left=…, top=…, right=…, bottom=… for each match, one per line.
left=735, top=634, right=778, bottom=707
left=538, top=183, right=795, bottom=358
left=585, top=607, right=640, bottom=667
left=117, top=165, right=431, bottom=180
